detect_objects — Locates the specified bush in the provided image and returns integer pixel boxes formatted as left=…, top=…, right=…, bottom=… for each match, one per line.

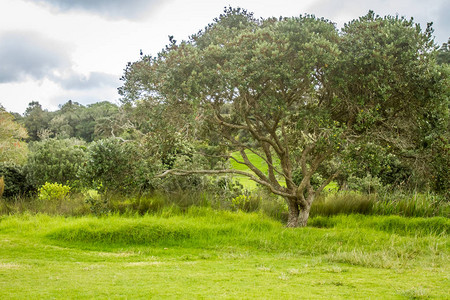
left=231, top=194, right=261, bottom=212
left=0, top=163, right=34, bottom=198
left=38, top=182, right=71, bottom=202
left=26, top=138, right=87, bottom=187
left=347, top=174, right=383, bottom=194
left=79, top=138, right=145, bottom=194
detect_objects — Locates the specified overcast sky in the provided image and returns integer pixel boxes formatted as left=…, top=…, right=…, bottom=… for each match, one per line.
left=0, top=0, right=448, bottom=115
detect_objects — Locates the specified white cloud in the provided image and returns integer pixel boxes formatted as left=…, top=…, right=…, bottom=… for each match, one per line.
left=0, top=31, right=71, bottom=83
left=23, top=0, right=167, bottom=20
left=306, top=0, right=449, bottom=44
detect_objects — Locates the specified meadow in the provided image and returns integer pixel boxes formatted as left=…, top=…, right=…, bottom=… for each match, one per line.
left=0, top=209, right=448, bottom=299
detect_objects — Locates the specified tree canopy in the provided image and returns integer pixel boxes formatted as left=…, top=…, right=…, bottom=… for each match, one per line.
left=20, top=100, right=120, bottom=142
left=121, top=9, right=448, bottom=226
left=0, top=106, right=28, bottom=164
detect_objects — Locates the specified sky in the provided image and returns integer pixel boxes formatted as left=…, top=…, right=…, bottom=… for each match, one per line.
left=0, top=0, right=448, bottom=115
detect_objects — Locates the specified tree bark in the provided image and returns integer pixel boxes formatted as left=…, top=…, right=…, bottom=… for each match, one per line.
left=286, top=199, right=300, bottom=227
left=286, top=198, right=311, bottom=228
left=298, top=205, right=311, bottom=227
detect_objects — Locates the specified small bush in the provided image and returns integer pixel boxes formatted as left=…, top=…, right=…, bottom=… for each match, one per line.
left=348, top=174, right=383, bottom=194
left=38, top=182, right=71, bottom=203
left=231, top=194, right=260, bottom=212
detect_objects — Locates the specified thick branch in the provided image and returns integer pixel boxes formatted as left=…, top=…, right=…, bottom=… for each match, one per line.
left=243, top=114, right=283, bottom=155
left=156, top=168, right=293, bottom=198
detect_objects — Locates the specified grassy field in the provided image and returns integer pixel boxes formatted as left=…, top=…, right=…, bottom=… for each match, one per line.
left=1, top=209, right=448, bottom=299
left=230, top=150, right=283, bottom=190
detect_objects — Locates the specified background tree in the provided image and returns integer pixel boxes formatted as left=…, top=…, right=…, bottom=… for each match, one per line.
left=436, top=38, right=450, bottom=65
left=20, top=100, right=120, bottom=142
left=22, top=101, right=52, bottom=141
left=0, top=105, right=28, bottom=164
left=120, top=8, right=447, bottom=226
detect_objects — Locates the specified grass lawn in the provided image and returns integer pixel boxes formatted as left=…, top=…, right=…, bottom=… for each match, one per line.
left=0, top=211, right=448, bottom=299
left=230, top=150, right=284, bottom=190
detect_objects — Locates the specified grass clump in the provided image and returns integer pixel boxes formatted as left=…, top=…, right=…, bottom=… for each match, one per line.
left=310, top=191, right=374, bottom=217
left=47, top=217, right=192, bottom=246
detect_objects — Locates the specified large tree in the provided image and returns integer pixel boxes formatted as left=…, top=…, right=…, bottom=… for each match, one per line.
left=120, top=8, right=447, bottom=227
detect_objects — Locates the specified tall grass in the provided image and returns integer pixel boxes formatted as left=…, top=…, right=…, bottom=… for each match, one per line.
left=309, top=190, right=449, bottom=218
left=0, top=193, right=90, bottom=216
left=1, top=187, right=448, bottom=221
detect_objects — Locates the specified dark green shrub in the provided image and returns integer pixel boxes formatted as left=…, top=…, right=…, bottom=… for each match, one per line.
left=79, top=138, right=148, bottom=194
left=0, top=163, right=34, bottom=198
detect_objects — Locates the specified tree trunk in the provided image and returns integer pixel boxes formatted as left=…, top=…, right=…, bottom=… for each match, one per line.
left=298, top=204, right=311, bottom=227
left=286, top=198, right=311, bottom=228
left=286, top=199, right=300, bottom=228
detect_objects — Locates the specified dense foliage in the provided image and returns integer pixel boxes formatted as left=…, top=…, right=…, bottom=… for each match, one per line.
left=19, top=100, right=120, bottom=142
left=80, top=138, right=148, bottom=194
left=26, top=138, right=87, bottom=187
left=0, top=163, right=33, bottom=198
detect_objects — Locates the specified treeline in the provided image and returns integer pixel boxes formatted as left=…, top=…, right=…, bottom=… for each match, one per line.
left=13, top=100, right=120, bottom=142
left=1, top=100, right=215, bottom=199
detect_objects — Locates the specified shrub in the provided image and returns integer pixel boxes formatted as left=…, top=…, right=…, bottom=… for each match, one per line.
left=231, top=194, right=261, bottom=212
left=26, top=138, right=87, bottom=187
left=79, top=138, right=144, bottom=194
left=348, top=174, right=383, bottom=194
left=0, top=163, right=34, bottom=198
left=38, top=182, right=71, bottom=203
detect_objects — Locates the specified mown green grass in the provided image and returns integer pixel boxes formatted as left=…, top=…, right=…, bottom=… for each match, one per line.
left=0, top=210, right=448, bottom=299
left=230, top=150, right=285, bottom=190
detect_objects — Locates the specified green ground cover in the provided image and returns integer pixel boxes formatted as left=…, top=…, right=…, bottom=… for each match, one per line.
left=230, top=150, right=284, bottom=190
left=0, top=210, right=448, bottom=299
